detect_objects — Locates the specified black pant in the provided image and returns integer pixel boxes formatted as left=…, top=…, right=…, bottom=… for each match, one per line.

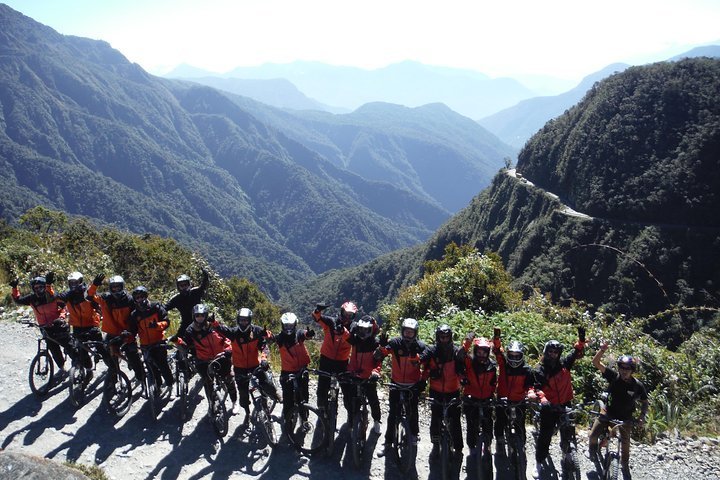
left=197, top=356, right=237, bottom=404
left=42, top=323, right=71, bottom=369
left=535, top=405, right=573, bottom=463
left=142, top=343, right=174, bottom=389
left=72, top=326, right=105, bottom=370
left=280, top=370, right=309, bottom=424
left=106, top=334, right=144, bottom=380
left=430, top=390, right=463, bottom=451
left=346, top=379, right=381, bottom=422
left=234, top=366, right=279, bottom=409
left=464, top=397, right=494, bottom=449
left=316, top=356, right=353, bottom=414
left=385, top=384, right=420, bottom=443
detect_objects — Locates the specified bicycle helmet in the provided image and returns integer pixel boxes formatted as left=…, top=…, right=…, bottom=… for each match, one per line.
left=617, top=355, right=636, bottom=372
left=356, top=315, right=374, bottom=340
left=400, top=318, right=419, bottom=341
left=340, top=301, right=358, bottom=322
left=176, top=274, right=191, bottom=294
left=30, top=276, right=47, bottom=296
left=543, top=340, right=563, bottom=356
left=108, top=275, right=125, bottom=298
left=281, top=312, right=298, bottom=334
left=236, top=307, right=253, bottom=332
left=132, top=285, right=149, bottom=309
left=473, top=337, right=491, bottom=362
left=506, top=340, right=525, bottom=368
left=435, top=324, right=453, bottom=343
left=67, top=271, right=84, bottom=292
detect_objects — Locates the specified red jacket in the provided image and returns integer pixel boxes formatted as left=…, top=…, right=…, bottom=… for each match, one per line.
left=463, top=357, right=497, bottom=400
left=183, top=323, right=231, bottom=362
left=376, top=337, right=426, bottom=385
left=313, top=311, right=352, bottom=362
left=87, top=284, right=132, bottom=336
left=12, top=285, right=66, bottom=327
left=217, top=324, right=271, bottom=369
left=532, top=344, right=584, bottom=405
left=494, top=343, right=534, bottom=401
left=422, top=345, right=464, bottom=394
left=275, top=330, right=311, bottom=373
left=129, top=303, right=168, bottom=346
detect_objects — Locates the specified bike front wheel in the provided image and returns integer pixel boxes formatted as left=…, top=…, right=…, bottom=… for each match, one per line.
left=396, top=416, right=416, bottom=474
left=253, top=398, right=282, bottom=447
left=29, top=351, right=55, bottom=396
left=68, top=365, right=87, bottom=407
left=176, top=370, right=189, bottom=421
left=440, top=432, right=452, bottom=480
left=287, top=404, right=327, bottom=455
left=211, top=384, right=229, bottom=437
left=476, top=436, right=493, bottom=480
left=103, top=368, right=132, bottom=418
left=145, top=374, right=160, bottom=421
left=508, top=433, right=526, bottom=480
left=607, top=452, right=620, bottom=480
left=350, top=407, right=369, bottom=468
left=562, top=447, right=581, bottom=480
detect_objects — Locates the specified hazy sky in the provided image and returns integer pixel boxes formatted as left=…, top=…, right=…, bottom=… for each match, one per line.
left=4, top=0, right=720, bottom=82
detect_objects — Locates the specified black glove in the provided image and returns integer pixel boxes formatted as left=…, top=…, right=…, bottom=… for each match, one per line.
left=52, top=318, right=66, bottom=328
left=45, top=272, right=55, bottom=285
left=315, top=303, right=330, bottom=312
left=334, top=322, right=344, bottom=334
left=305, top=329, right=315, bottom=339
left=9, top=279, right=18, bottom=288
left=260, top=359, right=269, bottom=370
left=149, top=320, right=158, bottom=329
left=201, top=268, right=209, bottom=281
left=379, top=331, right=389, bottom=347
left=93, top=273, right=105, bottom=286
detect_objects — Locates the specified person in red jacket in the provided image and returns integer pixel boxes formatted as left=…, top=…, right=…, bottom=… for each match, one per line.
left=528, top=335, right=586, bottom=479
left=347, top=314, right=382, bottom=434
left=461, top=334, right=498, bottom=459
left=10, top=272, right=71, bottom=371
left=87, top=274, right=144, bottom=382
left=374, top=317, right=427, bottom=458
left=56, top=271, right=106, bottom=373
left=311, top=301, right=357, bottom=416
left=492, top=331, right=533, bottom=445
left=422, top=324, right=465, bottom=458
left=181, top=304, right=238, bottom=414
left=215, top=307, right=280, bottom=425
left=127, top=286, right=174, bottom=396
left=272, top=312, right=314, bottom=427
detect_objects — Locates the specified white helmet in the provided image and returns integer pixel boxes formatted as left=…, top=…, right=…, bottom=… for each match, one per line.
left=400, top=318, right=419, bottom=342
left=236, top=307, right=253, bottom=332
left=281, top=312, right=298, bottom=334
left=356, top=315, right=374, bottom=340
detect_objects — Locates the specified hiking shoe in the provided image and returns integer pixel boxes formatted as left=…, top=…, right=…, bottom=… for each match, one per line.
left=376, top=443, right=390, bottom=458
left=532, top=462, right=543, bottom=479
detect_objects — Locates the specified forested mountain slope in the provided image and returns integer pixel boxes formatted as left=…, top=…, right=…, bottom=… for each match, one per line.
left=0, top=5, right=511, bottom=297
left=290, top=59, right=720, bottom=345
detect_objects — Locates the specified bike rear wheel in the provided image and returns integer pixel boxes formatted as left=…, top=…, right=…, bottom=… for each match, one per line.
left=68, top=365, right=87, bottom=407
left=103, top=368, right=132, bottom=418
left=29, top=351, right=55, bottom=396
left=288, top=404, right=327, bottom=454
left=396, top=416, right=416, bottom=473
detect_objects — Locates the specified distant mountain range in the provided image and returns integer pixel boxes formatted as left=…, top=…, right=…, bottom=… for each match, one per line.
left=0, top=4, right=511, bottom=298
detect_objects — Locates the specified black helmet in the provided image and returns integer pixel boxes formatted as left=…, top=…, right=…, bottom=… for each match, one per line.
left=132, top=285, right=149, bottom=310
left=543, top=340, right=563, bottom=356
left=236, top=307, right=253, bottom=332
left=108, top=275, right=125, bottom=298
left=506, top=341, right=525, bottom=368
left=617, top=355, right=637, bottom=372
left=30, top=276, right=47, bottom=296
left=356, top=315, right=374, bottom=340
left=435, top=323, right=453, bottom=343
left=176, top=274, right=191, bottom=294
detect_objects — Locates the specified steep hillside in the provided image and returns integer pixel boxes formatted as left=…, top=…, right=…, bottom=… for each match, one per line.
left=0, top=5, right=492, bottom=297
left=290, top=59, right=720, bottom=344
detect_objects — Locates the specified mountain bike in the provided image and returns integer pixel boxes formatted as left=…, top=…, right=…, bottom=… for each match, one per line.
left=22, top=320, right=69, bottom=396
left=68, top=330, right=106, bottom=408
left=589, top=407, right=632, bottom=480
left=205, top=355, right=231, bottom=438
left=237, top=365, right=282, bottom=447
left=312, top=369, right=342, bottom=456
left=342, top=374, right=377, bottom=468
left=140, top=342, right=169, bottom=421
left=284, top=368, right=327, bottom=454
left=171, top=343, right=196, bottom=421
left=464, top=397, right=495, bottom=480
left=497, top=398, right=528, bottom=480
left=102, top=336, right=134, bottom=418
left=532, top=403, right=583, bottom=480
left=430, top=396, right=464, bottom=480
left=388, top=382, right=419, bottom=474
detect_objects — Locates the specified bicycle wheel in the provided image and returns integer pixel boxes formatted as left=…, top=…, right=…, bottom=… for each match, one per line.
left=562, top=447, right=581, bottom=480
left=146, top=374, right=159, bottom=421
left=288, top=404, right=327, bottom=454
left=325, top=400, right=338, bottom=456
left=68, top=365, right=86, bottom=407
left=28, top=351, right=55, bottom=396
left=177, top=370, right=189, bottom=421
left=211, top=384, right=229, bottom=438
left=103, top=368, right=133, bottom=418
left=396, top=416, right=416, bottom=474
left=440, top=432, right=452, bottom=480
left=254, top=398, right=282, bottom=447
left=607, top=452, right=620, bottom=480
left=350, top=407, right=368, bottom=468
left=477, top=436, right=492, bottom=480
left=509, top=434, right=526, bottom=480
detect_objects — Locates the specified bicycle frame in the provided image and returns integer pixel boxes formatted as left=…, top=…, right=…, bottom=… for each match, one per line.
left=590, top=410, right=628, bottom=480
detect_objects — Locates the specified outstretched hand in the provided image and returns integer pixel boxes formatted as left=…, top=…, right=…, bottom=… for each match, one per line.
left=9, top=278, right=18, bottom=288
left=93, top=273, right=105, bottom=286
left=45, top=271, right=55, bottom=285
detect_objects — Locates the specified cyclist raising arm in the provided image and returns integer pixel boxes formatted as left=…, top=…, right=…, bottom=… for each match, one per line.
left=11, top=272, right=71, bottom=371
left=164, top=269, right=209, bottom=339
left=589, top=342, right=648, bottom=479
left=493, top=330, right=533, bottom=444
left=347, top=315, right=383, bottom=434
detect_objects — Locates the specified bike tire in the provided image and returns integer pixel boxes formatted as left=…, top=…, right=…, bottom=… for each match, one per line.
left=68, top=365, right=86, bottom=407
left=607, top=453, right=620, bottom=480
left=103, top=368, right=133, bottom=418
left=211, top=382, right=229, bottom=438
left=29, top=351, right=54, bottom=396
left=396, top=416, right=416, bottom=474
left=177, top=370, right=188, bottom=421
left=477, top=436, right=493, bottom=480
left=325, top=400, right=338, bottom=456
left=350, top=407, right=368, bottom=468
left=563, top=447, right=581, bottom=480
left=440, top=433, right=451, bottom=480
left=146, top=375, right=159, bottom=421
left=254, top=400, right=282, bottom=447
left=510, top=434, right=526, bottom=480
left=288, top=404, right=327, bottom=455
